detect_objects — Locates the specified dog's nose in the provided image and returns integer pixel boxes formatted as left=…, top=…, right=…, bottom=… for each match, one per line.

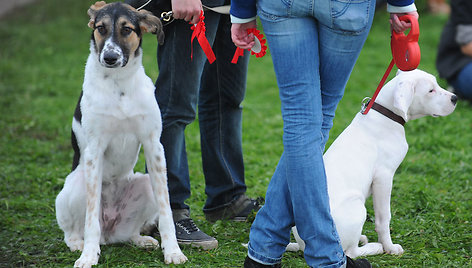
left=103, top=52, right=118, bottom=65
left=451, top=94, right=458, bottom=105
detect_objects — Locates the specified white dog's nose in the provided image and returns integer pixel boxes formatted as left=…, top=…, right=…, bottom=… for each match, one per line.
left=451, top=95, right=458, bottom=105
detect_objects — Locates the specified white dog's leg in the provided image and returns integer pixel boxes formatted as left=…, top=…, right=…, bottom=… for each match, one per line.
left=74, top=140, right=105, bottom=268
left=56, top=169, right=86, bottom=252
left=345, top=242, right=384, bottom=258
left=372, top=173, right=404, bottom=256
left=142, top=134, right=187, bottom=265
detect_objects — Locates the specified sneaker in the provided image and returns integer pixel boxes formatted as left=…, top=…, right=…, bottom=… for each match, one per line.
left=174, top=218, right=218, bottom=250
left=346, top=256, right=372, bottom=268
left=244, top=256, right=281, bottom=268
left=205, top=194, right=263, bottom=223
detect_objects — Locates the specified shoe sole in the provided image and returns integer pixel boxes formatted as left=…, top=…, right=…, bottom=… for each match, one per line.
left=177, top=239, right=218, bottom=250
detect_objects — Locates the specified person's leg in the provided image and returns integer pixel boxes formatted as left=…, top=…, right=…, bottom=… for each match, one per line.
left=153, top=14, right=220, bottom=249
left=155, top=18, right=209, bottom=210
left=248, top=0, right=376, bottom=266
left=449, top=62, right=472, bottom=101
left=251, top=2, right=344, bottom=266
left=315, top=0, right=376, bottom=147
left=247, top=153, right=294, bottom=265
left=198, top=9, right=253, bottom=217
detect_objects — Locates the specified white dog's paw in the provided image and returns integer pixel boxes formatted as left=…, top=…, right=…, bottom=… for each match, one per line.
left=359, top=235, right=368, bottom=246
left=131, top=235, right=160, bottom=248
left=74, top=246, right=100, bottom=268
left=66, top=237, right=84, bottom=252
left=164, top=250, right=188, bottom=264
left=384, top=243, right=404, bottom=255
left=285, top=242, right=301, bottom=251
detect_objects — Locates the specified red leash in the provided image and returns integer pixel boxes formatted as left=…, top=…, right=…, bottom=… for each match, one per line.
left=362, top=15, right=421, bottom=115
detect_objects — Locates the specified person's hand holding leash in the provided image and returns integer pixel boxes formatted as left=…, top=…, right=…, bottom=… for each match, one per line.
left=171, top=0, right=202, bottom=24
left=390, top=11, right=419, bottom=33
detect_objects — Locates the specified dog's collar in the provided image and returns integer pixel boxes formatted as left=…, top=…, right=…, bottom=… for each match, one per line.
left=370, top=102, right=406, bottom=126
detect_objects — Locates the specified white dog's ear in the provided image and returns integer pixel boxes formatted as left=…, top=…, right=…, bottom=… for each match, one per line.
left=393, top=80, right=414, bottom=121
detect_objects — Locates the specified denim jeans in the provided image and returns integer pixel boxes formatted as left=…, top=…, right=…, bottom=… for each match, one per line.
left=247, top=0, right=376, bottom=267
left=154, top=0, right=250, bottom=212
left=450, top=62, right=472, bottom=101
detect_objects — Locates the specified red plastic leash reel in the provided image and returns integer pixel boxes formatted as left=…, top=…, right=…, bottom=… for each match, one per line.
left=362, top=15, right=421, bottom=115
left=391, top=14, right=421, bottom=71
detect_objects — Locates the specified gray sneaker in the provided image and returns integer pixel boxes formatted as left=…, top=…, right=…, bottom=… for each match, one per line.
left=205, top=195, right=263, bottom=223
left=148, top=209, right=218, bottom=250
left=174, top=218, right=218, bottom=250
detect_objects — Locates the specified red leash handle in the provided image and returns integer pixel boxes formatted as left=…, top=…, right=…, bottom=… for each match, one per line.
left=362, top=15, right=420, bottom=115
left=391, top=15, right=421, bottom=71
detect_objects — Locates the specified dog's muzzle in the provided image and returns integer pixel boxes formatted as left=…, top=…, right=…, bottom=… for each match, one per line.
left=100, top=40, right=126, bottom=68
left=103, top=51, right=121, bottom=67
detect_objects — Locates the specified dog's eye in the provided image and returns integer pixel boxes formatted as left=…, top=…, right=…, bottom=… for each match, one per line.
left=96, top=26, right=107, bottom=35
left=121, top=27, right=132, bottom=36
left=429, top=89, right=435, bottom=93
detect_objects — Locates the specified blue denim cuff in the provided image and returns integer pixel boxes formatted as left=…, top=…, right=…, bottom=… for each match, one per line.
left=247, top=242, right=282, bottom=265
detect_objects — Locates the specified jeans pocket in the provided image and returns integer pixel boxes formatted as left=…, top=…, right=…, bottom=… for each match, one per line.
left=257, top=0, right=292, bottom=22
left=331, top=0, right=372, bottom=34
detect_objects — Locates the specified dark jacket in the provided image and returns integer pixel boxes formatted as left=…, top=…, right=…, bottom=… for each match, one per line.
left=124, top=0, right=226, bottom=17
left=436, top=0, right=472, bottom=81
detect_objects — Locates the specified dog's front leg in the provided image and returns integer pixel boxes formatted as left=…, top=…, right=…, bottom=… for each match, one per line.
left=74, top=141, right=104, bottom=268
left=372, top=172, right=404, bottom=256
left=142, top=133, right=187, bottom=265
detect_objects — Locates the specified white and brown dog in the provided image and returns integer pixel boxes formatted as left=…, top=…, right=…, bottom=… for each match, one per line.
left=55, top=2, right=186, bottom=267
left=287, top=69, right=457, bottom=258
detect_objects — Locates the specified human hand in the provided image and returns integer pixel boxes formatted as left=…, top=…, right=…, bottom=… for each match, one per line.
left=171, top=0, right=202, bottom=24
left=231, top=20, right=257, bottom=50
left=461, top=42, right=472, bottom=57
left=390, top=11, right=419, bottom=33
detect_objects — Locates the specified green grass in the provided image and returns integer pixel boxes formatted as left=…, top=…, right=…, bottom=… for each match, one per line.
left=0, top=0, right=471, bottom=267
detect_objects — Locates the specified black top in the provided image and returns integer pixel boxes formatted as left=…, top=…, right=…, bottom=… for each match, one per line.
left=436, top=0, right=472, bottom=81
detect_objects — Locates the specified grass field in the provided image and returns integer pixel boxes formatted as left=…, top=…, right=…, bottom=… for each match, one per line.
left=0, top=0, right=471, bottom=267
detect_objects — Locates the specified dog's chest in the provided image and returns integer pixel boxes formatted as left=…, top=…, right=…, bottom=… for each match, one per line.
left=85, top=83, right=152, bottom=119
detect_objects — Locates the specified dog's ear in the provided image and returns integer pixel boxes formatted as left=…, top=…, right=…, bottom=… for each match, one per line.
left=393, top=80, right=414, bottom=121
left=88, top=1, right=107, bottom=29
left=137, top=9, right=165, bottom=45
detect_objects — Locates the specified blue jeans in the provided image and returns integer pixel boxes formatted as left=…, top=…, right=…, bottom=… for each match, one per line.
left=450, top=62, right=472, bottom=101
left=155, top=1, right=250, bottom=212
left=247, top=0, right=376, bottom=266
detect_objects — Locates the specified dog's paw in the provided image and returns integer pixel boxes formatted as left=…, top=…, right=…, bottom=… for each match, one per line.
left=164, top=250, right=188, bottom=264
left=285, top=242, right=300, bottom=251
left=384, top=243, right=404, bottom=255
left=131, top=235, right=160, bottom=248
left=359, top=235, right=368, bottom=246
left=74, top=246, right=100, bottom=268
left=66, top=237, right=84, bottom=252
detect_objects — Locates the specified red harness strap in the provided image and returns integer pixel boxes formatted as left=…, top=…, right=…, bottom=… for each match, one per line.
left=362, top=15, right=420, bottom=115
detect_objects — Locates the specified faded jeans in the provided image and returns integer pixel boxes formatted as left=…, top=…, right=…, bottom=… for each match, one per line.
left=247, top=0, right=376, bottom=267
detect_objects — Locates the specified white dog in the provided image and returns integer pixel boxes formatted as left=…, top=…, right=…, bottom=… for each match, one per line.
left=55, top=2, right=187, bottom=267
left=287, top=69, right=457, bottom=258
